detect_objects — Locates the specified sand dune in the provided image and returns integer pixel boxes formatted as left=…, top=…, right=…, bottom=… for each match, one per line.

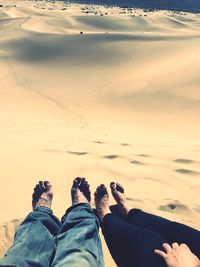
left=0, top=1, right=200, bottom=266
left=70, top=0, right=200, bottom=12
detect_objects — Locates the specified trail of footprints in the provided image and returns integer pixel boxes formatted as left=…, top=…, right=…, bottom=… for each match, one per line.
left=45, top=140, right=199, bottom=176
left=43, top=141, right=200, bottom=216
left=173, top=159, right=199, bottom=175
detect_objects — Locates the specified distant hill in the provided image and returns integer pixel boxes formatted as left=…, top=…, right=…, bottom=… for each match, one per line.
left=69, top=0, right=200, bottom=12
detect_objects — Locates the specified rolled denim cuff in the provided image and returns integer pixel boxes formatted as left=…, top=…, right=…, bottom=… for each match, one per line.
left=66, top=203, right=91, bottom=214
left=34, top=206, right=53, bottom=215
left=61, top=203, right=92, bottom=223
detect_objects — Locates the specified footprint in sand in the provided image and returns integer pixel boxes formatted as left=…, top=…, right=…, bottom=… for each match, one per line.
left=130, top=160, right=145, bottom=165
left=121, top=143, right=131, bottom=146
left=174, top=158, right=194, bottom=164
left=67, top=151, right=88, bottom=156
left=174, top=168, right=199, bottom=175
left=104, top=155, right=119, bottom=160
left=137, top=154, right=151, bottom=157
left=144, top=177, right=160, bottom=182
left=159, top=202, right=189, bottom=213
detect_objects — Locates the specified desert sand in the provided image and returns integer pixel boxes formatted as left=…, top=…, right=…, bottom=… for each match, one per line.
left=0, top=0, right=200, bottom=265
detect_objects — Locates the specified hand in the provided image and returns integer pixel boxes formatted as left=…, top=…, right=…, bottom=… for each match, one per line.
left=155, top=243, right=200, bottom=267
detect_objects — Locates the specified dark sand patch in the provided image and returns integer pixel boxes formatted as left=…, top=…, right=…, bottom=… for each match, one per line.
left=174, top=168, right=199, bottom=175
left=104, top=155, right=119, bottom=159
left=67, top=151, right=88, bottom=156
left=174, top=158, right=194, bottom=164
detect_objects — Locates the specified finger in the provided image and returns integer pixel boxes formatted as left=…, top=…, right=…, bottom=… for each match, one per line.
left=155, top=249, right=167, bottom=259
left=180, top=243, right=190, bottom=251
left=172, top=243, right=179, bottom=250
left=163, top=243, right=172, bottom=253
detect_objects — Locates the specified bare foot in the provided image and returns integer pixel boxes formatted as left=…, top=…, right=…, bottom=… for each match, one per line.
left=94, top=184, right=111, bottom=223
left=32, top=181, right=53, bottom=210
left=71, top=177, right=91, bottom=205
left=110, top=182, right=131, bottom=218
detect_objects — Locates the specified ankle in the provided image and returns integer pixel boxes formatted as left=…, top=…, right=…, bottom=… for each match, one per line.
left=98, top=209, right=111, bottom=223
left=35, top=196, right=52, bottom=208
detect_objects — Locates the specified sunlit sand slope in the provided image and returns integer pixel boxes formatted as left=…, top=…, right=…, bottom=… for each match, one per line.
left=0, top=1, right=200, bottom=266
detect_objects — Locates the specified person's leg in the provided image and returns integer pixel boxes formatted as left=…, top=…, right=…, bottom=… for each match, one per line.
left=127, top=208, right=200, bottom=258
left=110, top=182, right=200, bottom=259
left=0, top=181, right=61, bottom=267
left=51, top=178, right=104, bottom=267
left=95, top=184, right=167, bottom=267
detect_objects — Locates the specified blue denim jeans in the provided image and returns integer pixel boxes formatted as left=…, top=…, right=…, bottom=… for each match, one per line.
left=0, top=204, right=104, bottom=267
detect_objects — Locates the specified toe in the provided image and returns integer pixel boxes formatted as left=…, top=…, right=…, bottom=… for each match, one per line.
left=81, top=177, right=87, bottom=184
left=34, top=183, right=45, bottom=194
left=79, top=178, right=86, bottom=191
left=100, top=185, right=108, bottom=197
left=116, top=183, right=124, bottom=193
left=34, top=185, right=38, bottom=193
left=94, top=186, right=101, bottom=198
left=94, top=187, right=99, bottom=195
left=32, top=181, right=46, bottom=209
left=73, top=177, right=82, bottom=188
left=39, top=181, right=44, bottom=189
left=44, top=180, right=51, bottom=187
left=110, top=182, right=115, bottom=188
left=83, top=181, right=90, bottom=190
left=110, top=182, right=116, bottom=192
left=80, top=178, right=91, bottom=202
left=44, top=181, right=52, bottom=191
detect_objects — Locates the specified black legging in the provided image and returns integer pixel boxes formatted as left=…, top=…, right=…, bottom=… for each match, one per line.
left=127, top=209, right=200, bottom=259
left=102, top=208, right=200, bottom=267
left=102, top=213, right=167, bottom=267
